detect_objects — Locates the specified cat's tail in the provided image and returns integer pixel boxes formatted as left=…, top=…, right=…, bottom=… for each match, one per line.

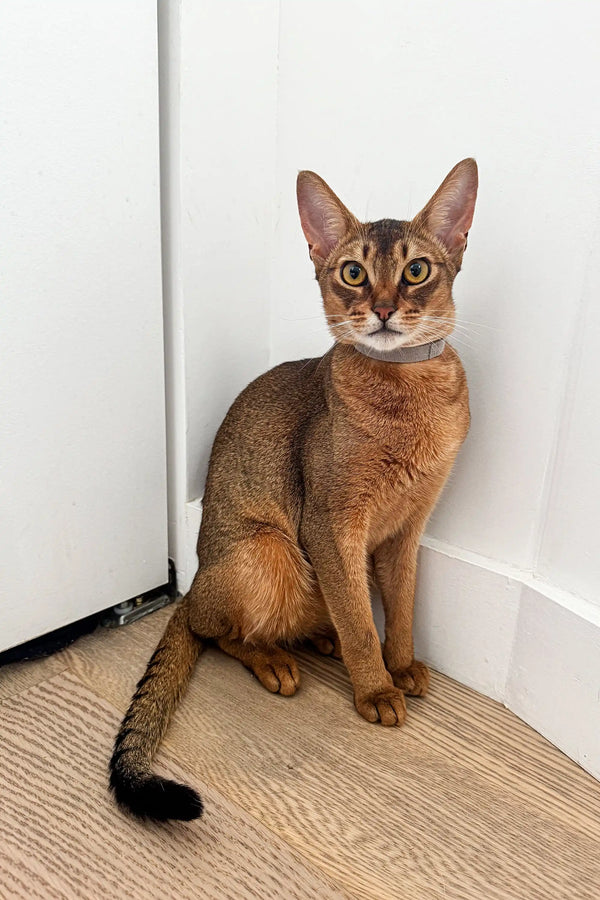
left=109, top=600, right=204, bottom=821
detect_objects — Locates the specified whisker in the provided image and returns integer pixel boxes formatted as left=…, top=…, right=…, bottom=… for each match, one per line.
left=301, top=327, right=338, bottom=337
left=280, top=313, right=353, bottom=323
left=415, top=325, right=476, bottom=351
left=447, top=336, right=476, bottom=350
left=279, top=315, right=323, bottom=323
left=420, top=316, right=470, bottom=328
left=453, top=319, right=498, bottom=330
left=417, top=316, right=487, bottom=344
left=314, top=341, right=340, bottom=374
left=420, top=314, right=496, bottom=333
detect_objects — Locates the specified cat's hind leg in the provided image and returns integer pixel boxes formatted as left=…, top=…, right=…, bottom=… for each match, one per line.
left=228, top=524, right=316, bottom=645
left=189, top=524, right=314, bottom=696
left=218, top=636, right=300, bottom=696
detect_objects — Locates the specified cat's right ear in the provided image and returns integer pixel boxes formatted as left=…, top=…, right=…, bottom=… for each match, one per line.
left=296, top=172, right=356, bottom=269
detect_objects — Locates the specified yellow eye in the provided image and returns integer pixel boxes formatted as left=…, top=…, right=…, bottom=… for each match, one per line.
left=402, top=259, right=430, bottom=285
left=341, top=261, right=368, bottom=286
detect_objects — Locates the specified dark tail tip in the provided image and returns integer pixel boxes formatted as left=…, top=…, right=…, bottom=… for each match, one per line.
left=110, top=771, right=203, bottom=822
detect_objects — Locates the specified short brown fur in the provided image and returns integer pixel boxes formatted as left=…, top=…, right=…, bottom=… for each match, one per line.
left=110, top=159, right=478, bottom=820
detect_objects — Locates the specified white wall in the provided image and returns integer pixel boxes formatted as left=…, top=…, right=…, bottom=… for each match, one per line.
left=270, top=0, right=600, bottom=581
left=161, top=0, right=279, bottom=585
left=179, top=0, right=279, bottom=501
left=167, top=1, right=600, bottom=777
left=537, top=228, right=600, bottom=604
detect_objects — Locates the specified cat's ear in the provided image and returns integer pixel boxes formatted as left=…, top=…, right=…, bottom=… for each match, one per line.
left=412, top=159, right=478, bottom=264
left=297, top=171, right=357, bottom=268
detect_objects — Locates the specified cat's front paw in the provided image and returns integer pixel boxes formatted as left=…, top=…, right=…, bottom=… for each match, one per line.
left=354, top=687, right=407, bottom=727
left=390, top=660, right=430, bottom=696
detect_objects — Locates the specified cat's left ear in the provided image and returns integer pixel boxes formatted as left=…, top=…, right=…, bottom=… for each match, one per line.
left=412, top=158, right=478, bottom=266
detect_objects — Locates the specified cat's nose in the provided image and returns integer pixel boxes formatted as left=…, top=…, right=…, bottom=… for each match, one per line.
left=373, top=304, right=395, bottom=322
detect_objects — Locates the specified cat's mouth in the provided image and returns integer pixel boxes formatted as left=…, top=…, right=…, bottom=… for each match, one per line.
left=368, top=324, right=403, bottom=337
left=354, top=320, right=416, bottom=352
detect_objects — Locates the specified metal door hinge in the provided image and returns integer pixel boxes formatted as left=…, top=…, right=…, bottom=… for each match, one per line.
left=101, top=560, right=177, bottom=628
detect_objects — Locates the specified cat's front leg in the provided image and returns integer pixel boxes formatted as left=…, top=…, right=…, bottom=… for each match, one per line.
left=302, top=519, right=407, bottom=727
left=373, top=517, right=430, bottom=697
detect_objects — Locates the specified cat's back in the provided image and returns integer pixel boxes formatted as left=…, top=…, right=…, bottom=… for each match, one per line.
left=202, top=356, right=326, bottom=506
left=217, top=355, right=325, bottom=441
left=197, top=355, right=329, bottom=559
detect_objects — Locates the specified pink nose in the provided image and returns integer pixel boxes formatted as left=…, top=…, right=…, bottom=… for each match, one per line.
left=373, top=304, right=394, bottom=322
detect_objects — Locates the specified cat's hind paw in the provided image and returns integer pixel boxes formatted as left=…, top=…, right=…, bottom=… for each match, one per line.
left=251, top=648, right=301, bottom=697
left=310, top=631, right=343, bottom=659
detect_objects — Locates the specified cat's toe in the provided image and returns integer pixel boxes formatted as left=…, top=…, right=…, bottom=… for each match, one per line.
left=355, top=687, right=407, bottom=726
left=391, top=660, right=430, bottom=696
left=252, top=652, right=300, bottom=696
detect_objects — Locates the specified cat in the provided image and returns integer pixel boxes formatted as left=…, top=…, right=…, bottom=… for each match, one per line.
left=110, top=159, right=478, bottom=821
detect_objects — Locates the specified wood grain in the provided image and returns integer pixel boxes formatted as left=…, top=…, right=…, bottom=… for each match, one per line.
left=0, top=649, right=68, bottom=701
left=166, top=652, right=600, bottom=900
left=0, top=670, right=349, bottom=900
left=297, top=648, right=600, bottom=835
left=2, top=608, right=600, bottom=899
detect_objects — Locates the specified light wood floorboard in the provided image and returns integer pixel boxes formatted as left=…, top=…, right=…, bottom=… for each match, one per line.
left=0, top=670, right=348, bottom=900
left=1, top=605, right=599, bottom=899
left=0, top=649, right=68, bottom=701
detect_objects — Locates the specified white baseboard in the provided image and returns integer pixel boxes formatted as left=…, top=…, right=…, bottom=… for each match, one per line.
left=417, top=536, right=600, bottom=781
left=182, top=499, right=600, bottom=781
left=505, top=585, right=600, bottom=780
left=413, top=542, right=521, bottom=702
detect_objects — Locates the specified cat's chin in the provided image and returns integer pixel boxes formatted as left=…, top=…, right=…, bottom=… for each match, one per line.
left=353, top=329, right=412, bottom=353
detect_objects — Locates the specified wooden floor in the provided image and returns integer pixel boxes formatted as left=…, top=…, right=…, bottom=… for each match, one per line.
left=1, top=605, right=599, bottom=899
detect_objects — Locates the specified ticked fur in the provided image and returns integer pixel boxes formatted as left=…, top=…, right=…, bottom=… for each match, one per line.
left=110, top=159, right=478, bottom=821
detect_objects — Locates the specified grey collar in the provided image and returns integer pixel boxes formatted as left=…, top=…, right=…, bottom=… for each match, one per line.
left=355, top=337, right=446, bottom=363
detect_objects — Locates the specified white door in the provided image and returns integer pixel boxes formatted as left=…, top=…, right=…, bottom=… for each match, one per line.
left=0, top=1, right=168, bottom=652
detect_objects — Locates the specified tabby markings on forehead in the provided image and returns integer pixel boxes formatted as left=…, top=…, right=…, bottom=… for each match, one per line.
left=365, top=219, right=408, bottom=257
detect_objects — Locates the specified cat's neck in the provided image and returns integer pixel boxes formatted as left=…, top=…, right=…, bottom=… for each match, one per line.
left=329, top=340, right=461, bottom=399
left=327, top=341, right=466, bottom=441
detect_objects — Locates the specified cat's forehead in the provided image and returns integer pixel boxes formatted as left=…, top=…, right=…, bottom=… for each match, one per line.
left=364, top=219, right=409, bottom=256
left=338, top=218, right=437, bottom=268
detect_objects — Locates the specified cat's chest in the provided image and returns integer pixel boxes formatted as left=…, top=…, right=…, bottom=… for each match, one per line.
left=365, top=414, right=463, bottom=501
left=329, top=349, right=469, bottom=541
left=350, top=389, right=469, bottom=545
left=357, top=383, right=468, bottom=474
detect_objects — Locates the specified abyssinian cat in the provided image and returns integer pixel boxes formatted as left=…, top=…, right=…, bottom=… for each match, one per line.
left=110, top=159, right=478, bottom=821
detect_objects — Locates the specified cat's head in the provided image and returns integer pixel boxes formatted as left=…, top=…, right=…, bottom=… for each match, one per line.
left=296, top=159, right=478, bottom=353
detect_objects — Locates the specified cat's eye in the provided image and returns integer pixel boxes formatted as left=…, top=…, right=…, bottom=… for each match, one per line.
left=402, top=259, right=430, bottom=285
left=341, top=261, right=368, bottom=286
